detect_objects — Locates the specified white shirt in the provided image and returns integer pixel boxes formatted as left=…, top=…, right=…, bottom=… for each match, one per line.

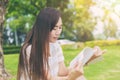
left=49, top=42, right=64, bottom=76
left=26, top=41, right=64, bottom=77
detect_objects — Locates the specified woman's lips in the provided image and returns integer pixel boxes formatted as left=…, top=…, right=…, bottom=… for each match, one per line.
left=53, top=37, right=58, bottom=40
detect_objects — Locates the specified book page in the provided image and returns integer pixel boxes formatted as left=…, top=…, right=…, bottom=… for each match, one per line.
left=87, top=56, right=103, bottom=65
left=70, top=47, right=99, bottom=67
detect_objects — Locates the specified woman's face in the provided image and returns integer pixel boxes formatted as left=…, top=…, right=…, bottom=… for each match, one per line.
left=49, top=17, right=62, bottom=43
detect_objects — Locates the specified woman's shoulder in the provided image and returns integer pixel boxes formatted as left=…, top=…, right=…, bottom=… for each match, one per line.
left=26, top=45, right=32, bottom=57
left=50, top=41, right=61, bottom=47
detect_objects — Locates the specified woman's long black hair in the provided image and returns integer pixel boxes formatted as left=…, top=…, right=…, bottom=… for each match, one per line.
left=17, top=7, right=61, bottom=80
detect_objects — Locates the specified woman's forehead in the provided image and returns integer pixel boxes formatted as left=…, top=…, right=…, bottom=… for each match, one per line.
left=55, top=17, right=62, bottom=26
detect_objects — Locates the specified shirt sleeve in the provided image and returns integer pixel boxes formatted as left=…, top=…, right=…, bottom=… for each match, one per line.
left=19, top=45, right=31, bottom=80
left=26, top=45, right=31, bottom=62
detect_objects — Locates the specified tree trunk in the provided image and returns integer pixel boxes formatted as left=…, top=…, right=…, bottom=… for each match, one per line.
left=0, top=0, right=9, bottom=80
left=15, top=29, right=19, bottom=46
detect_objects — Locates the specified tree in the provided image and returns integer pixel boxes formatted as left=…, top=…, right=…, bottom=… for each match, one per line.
left=62, top=0, right=95, bottom=42
left=4, top=0, right=69, bottom=45
left=90, top=0, right=120, bottom=39
left=0, top=0, right=9, bottom=79
left=5, top=0, right=46, bottom=45
left=103, top=12, right=118, bottom=38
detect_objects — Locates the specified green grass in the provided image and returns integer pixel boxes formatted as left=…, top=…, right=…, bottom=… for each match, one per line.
left=4, top=54, right=19, bottom=80
left=63, top=45, right=120, bottom=80
left=4, top=45, right=120, bottom=80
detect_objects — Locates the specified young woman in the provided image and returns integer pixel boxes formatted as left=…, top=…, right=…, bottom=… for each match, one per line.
left=17, top=7, right=105, bottom=80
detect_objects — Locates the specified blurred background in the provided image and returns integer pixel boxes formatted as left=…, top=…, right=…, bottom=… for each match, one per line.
left=0, top=0, right=120, bottom=80
left=3, top=0, right=120, bottom=45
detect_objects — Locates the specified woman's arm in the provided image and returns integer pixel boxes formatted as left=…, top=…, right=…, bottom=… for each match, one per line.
left=57, top=61, right=84, bottom=80
left=58, top=61, right=69, bottom=76
left=47, top=71, right=68, bottom=80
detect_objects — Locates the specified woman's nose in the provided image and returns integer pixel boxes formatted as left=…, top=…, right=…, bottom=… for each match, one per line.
left=56, top=29, right=62, bottom=35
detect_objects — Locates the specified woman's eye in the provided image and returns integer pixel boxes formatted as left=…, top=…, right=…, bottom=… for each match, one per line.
left=53, top=27, right=57, bottom=30
left=59, top=26, right=62, bottom=29
left=53, top=26, right=62, bottom=30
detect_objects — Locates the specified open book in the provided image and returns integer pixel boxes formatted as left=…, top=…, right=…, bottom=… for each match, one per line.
left=69, top=47, right=103, bottom=68
left=68, top=47, right=104, bottom=80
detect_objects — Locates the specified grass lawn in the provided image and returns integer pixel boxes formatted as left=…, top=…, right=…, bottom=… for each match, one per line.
left=4, top=45, right=120, bottom=80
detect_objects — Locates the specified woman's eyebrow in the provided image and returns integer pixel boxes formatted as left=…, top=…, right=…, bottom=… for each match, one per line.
left=55, top=24, right=63, bottom=27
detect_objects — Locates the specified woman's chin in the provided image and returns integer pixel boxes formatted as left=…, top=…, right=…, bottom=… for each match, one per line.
left=50, top=40, right=57, bottom=43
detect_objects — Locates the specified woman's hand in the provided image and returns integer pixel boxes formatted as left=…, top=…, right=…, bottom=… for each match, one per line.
left=86, top=46, right=106, bottom=64
left=67, top=61, right=84, bottom=80
left=72, top=61, right=84, bottom=74
left=93, top=46, right=106, bottom=58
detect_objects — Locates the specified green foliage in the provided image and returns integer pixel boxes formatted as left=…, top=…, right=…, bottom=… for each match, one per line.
left=4, top=0, right=70, bottom=45
left=61, top=42, right=85, bottom=50
left=7, top=0, right=46, bottom=17
left=62, top=0, right=95, bottom=42
left=104, top=24, right=117, bottom=38
left=9, top=15, right=34, bottom=31
left=61, top=40, right=120, bottom=50
left=4, top=0, right=48, bottom=45
left=4, top=0, right=97, bottom=43
left=6, top=0, right=69, bottom=31
left=85, top=40, right=120, bottom=47
left=103, top=13, right=118, bottom=38
left=6, top=0, right=47, bottom=31
left=3, top=45, right=21, bottom=54
left=92, top=0, right=120, bottom=39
